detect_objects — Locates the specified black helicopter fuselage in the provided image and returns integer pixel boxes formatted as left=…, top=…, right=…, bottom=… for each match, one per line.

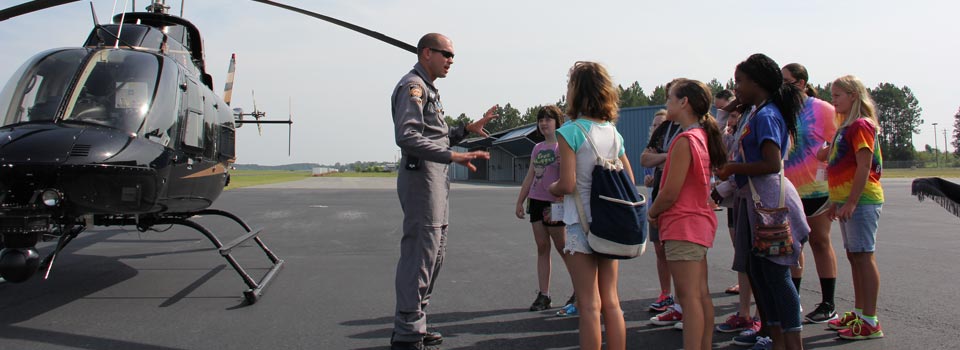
left=0, top=13, right=236, bottom=282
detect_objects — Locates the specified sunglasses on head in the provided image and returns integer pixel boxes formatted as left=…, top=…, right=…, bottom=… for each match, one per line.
left=428, top=47, right=455, bottom=59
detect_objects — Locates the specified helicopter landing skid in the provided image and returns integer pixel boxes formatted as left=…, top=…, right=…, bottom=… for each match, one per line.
left=151, top=209, right=284, bottom=305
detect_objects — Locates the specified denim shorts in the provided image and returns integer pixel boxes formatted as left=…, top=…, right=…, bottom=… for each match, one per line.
left=748, top=254, right=802, bottom=332
left=563, top=223, right=594, bottom=255
left=839, top=204, right=881, bottom=253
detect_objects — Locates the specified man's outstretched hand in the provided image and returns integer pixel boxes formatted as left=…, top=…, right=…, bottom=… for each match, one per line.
left=451, top=150, right=490, bottom=172
left=465, top=104, right=499, bottom=138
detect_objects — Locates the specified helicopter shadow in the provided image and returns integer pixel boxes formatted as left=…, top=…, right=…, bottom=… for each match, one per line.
left=0, top=227, right=242, bottom=349
left=0, top=229, right=244, bottom=318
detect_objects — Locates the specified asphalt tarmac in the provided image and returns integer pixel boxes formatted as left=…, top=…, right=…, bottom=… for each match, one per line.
left=0, top=177, right=956, bottom=349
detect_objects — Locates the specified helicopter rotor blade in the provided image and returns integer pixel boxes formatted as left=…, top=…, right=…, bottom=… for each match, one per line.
left=0, top=0, right=81, bottom=22
left=223, top=54, right=237, bottom=105
left=250, top=0, right=416, bottom=54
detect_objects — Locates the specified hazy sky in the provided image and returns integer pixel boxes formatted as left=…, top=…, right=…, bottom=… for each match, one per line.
left=1, top=0, right=956, bottom=165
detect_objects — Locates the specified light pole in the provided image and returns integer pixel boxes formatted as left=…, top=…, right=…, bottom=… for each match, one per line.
left=946, top=129, right=951, bottom=166
left=933, top=123, right=939, bottom=168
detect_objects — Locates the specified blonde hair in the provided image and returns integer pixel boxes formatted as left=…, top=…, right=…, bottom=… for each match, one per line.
left=654, top=109, right=668, bottom=118
left=832, top=75, right=878, bottom=128
left=566, top=61, right=620, bottom=122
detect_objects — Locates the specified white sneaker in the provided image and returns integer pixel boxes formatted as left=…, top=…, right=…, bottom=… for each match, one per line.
left=673, top=321, right=683, bottom=330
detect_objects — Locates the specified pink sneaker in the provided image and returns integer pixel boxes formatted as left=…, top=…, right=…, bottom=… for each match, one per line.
left=828, top=311, right=859, bottom=331
left=838, top=318, right=884, bottom=340
left=650, top=306, right=682, bottom=326
left=715, top=313, right=753, bottom=333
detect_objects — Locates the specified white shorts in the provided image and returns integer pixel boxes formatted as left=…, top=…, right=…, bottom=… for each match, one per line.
left=563, top=223, right=594, bottom=255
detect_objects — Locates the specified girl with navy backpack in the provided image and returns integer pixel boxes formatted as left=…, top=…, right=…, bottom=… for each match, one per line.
left=549, top=61, right=633, bottom=350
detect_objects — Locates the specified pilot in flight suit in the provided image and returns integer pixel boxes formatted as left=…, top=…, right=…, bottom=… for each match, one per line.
left=390, top=59, right=468, bottom=347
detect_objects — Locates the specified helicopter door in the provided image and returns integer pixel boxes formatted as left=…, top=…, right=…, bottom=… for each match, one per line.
left=182, top=79, right=204, bottom=152
left=164, top=76, right=207, bottom=208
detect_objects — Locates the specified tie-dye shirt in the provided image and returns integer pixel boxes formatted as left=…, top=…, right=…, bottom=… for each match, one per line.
left=785, top=97, right=837, bottom=198
left=827, top=118, right=883, bottom=204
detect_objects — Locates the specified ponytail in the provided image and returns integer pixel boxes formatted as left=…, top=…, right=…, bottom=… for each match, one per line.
left=701, top=113, right=728, bottom=169
left=805, top=84, right=817, bottom=98
left=772, top=80, right=804, bottom=141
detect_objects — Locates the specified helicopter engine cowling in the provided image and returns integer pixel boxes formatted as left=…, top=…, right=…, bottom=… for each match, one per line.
left=0, top=248, right=41, bottom=283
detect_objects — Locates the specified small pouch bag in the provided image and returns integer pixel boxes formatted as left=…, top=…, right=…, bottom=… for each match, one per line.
left=747, top=164, right=794, bottom=257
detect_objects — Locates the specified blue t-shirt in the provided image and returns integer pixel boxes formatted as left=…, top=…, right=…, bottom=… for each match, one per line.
left=734, top=103, right=789, bottom=187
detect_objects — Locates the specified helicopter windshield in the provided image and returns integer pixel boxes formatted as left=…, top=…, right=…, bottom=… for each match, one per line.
left=0, top=49, right=87, bottom=126
left=61, top=49, right=162, bottom=134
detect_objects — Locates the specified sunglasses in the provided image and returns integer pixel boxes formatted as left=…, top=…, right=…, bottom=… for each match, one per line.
left=428, top=47, right=455, bottom=59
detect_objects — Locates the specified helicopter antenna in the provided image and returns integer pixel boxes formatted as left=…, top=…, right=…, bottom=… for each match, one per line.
left=88, top=0, right=99, bottom=26
left=114, top=0, right=130, bottom=48
left=223, top=54, right=236, bottom=105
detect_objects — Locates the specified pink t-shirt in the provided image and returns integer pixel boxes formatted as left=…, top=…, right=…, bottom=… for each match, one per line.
left=528, top=141, right=562, bottom=202
left=658, top=128, right=718, bottom=248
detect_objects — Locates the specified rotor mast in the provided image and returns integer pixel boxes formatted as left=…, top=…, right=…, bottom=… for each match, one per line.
left=146, top=0, right=170, bottom=14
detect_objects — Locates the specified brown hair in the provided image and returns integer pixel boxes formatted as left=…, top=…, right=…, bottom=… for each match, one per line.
left=565, top=61, right=620, bottom=122
left=669, top=78, right=727, bottom=169
left=783, top=63, right=818, bottom=97
left=536, top=105, right=565, bottom=136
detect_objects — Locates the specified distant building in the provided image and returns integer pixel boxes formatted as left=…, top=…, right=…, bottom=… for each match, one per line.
left=450, top=105, right=665, bottom=184
left=312, top=167, right=338, bottom=176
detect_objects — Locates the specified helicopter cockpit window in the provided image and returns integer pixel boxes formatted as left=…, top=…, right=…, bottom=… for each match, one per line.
left=141, top=56, right=180, bottom=147
left=63, top=50, right=160, bottom=134
left=0, top=49, right=87, bottom=127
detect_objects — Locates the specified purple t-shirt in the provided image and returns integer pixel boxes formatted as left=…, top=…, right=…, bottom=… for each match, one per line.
left=528, top=142, right=562, bottom=202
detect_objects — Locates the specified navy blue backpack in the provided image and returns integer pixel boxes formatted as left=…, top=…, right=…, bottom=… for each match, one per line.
left=572, top=123, right=648, bottom=259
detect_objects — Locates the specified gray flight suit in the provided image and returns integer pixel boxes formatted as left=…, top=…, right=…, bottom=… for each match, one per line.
left=391, top=63, right=469, bottom=342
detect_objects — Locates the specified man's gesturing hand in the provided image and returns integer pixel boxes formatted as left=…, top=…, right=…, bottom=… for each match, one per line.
left=451, top=150, right=490, bottom=172
left=465, top=104, right=499, bottom=138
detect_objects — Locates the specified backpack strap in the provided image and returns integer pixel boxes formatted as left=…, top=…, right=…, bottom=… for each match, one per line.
left=572, top=121, right=622, bottom=169
left=572, top=121, right=604, bottom=164
left=573, top=184, right=590, bottom=234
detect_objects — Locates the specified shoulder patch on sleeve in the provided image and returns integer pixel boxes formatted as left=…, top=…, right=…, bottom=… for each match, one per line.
left=409, top=85, right=423, bottom=99
left=408, top=84, right=423, bottom=105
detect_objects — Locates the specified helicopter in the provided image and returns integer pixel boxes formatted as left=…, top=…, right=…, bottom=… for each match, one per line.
left=0, top=0, right=416, bottom=304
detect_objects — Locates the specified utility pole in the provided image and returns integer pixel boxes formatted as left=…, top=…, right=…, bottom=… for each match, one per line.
left=933, top=123, right=939, bottom=168
left=946, top=129, right=951, bottom=166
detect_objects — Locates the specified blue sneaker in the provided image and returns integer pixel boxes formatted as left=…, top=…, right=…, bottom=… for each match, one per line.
left=732, top=333, right=758, bottom=346
left=556, top=303, right=578, bottom=317
left=749, top=336, right=773, bottom=350
left=649, top=294, right=675, bottom=312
